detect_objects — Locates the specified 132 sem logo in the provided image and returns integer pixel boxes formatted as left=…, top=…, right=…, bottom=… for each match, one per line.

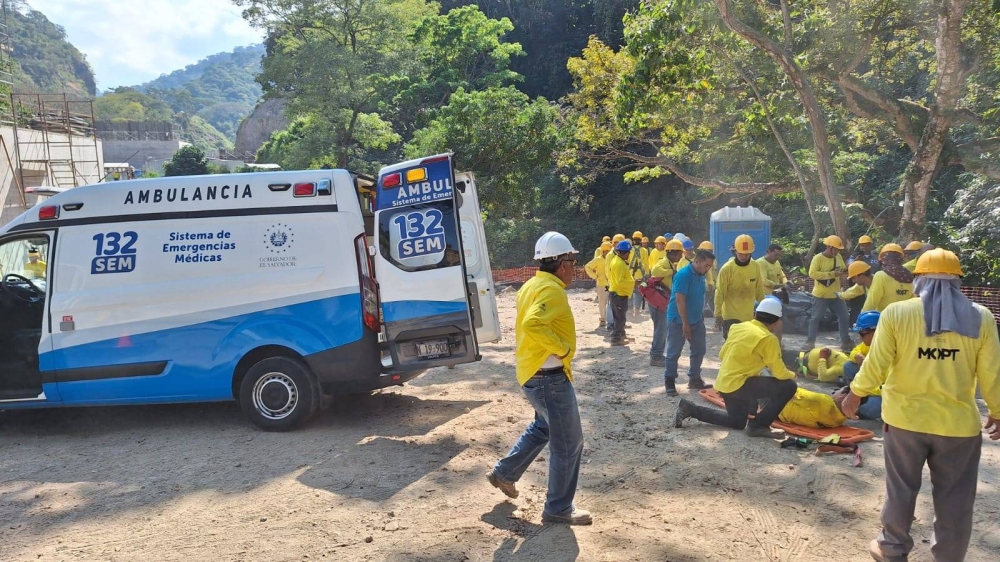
left=91, top=231, right=138, bottom=274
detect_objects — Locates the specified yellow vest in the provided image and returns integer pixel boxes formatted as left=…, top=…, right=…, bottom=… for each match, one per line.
left=715, top=320, right=797, bottom=393
left=627, top=247, right=649, bottom=280
left=851, top=299, right=1000, bottom=437
left=862, top=271, right=913, bottom=312
left=515, top=272, right=575, bottom=385
left=779, top=388, right=848, bottom=428
left=809, top=253, right=845, bottom=299
left=607, top=253, right=634, bottom=297
left=756, top=257, right=786, bottom=290
left=714, top=258, right=765, bottom=322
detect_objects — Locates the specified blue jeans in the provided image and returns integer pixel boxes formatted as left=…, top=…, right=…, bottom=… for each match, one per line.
left=859, top=396, right=882, bottom=420
left=650, top=306, right=667, bottom=359
left=493, top=371, right=584, bottom=517
left=631, top=290, right=644, bottom=312
left=843, top=361, right=860, bottom=383
left=664, top=319, right=706, bottom=382
left=807, top=296, right=850, bottom=343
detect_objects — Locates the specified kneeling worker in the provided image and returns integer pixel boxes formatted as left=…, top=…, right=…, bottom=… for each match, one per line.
left=675, top=298, right=797, bottom=438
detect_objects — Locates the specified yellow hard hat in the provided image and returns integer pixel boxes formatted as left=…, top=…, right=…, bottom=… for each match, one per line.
left=698, top=241, right=714, bottom=251
left=641, top=236, right=649, bottom=243
left=914, top=248, right=963, bottom=276
left=612, top=234, right=626, bottom=243
left=734, top=234, right=755, bottom=254
left=823, top=235, right=845, bottom=250
left=858, top=235, right=874, bottom=245
left=602, top=235, right=611, bottom=243
left=878, top=243, right=904, bottom=260
left=847, top=260, right=871, bottom=279
left=904, top=241, right=924, bottom=252
left=665, top=239, right=684, bottom=251
left=601, top=241, right=613, bottom=251
left=654, top=235, right=668, bottom=245
left=632, top=230, right=643, bottom=239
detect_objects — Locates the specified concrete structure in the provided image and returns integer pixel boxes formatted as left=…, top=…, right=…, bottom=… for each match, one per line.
left=0, top=126, right=105, bottom=225
left=102, top=139, right=190, bottom=171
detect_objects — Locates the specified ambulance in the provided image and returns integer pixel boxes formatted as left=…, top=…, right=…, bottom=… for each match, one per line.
left=0, top=154, right=500, bottom=430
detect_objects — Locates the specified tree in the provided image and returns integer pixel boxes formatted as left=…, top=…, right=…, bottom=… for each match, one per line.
left=164, top=146, right=209, bottom=176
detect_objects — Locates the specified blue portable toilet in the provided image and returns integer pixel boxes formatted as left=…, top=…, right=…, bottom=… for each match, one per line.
left=710, top=206, right=771, bottom=260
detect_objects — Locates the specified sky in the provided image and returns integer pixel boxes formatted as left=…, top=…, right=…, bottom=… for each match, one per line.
left=28, top=0, right=265, bottom=90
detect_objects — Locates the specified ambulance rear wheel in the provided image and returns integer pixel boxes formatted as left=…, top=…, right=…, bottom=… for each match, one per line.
left=239, top=356, right=318, bottom=431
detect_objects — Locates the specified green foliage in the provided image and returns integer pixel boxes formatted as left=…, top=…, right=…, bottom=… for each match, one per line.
left=8, top=4, right=96, bottom=96
left=95, top=88, right=174, bottom=121
left=164, top=146, right=209, bottom=176
left=406, top=87, right=558, bottom=217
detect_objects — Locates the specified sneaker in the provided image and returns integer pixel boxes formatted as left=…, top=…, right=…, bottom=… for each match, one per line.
left=868, top=539, right=908, bottom=562
left=745, top=425, right=786, bottom=439
left=541, top=508, right=592, bottom=526
left=486, top=469, right=518, bottom=499
left=649, top=356, right=666, bottom=367
left=674, top=398, right=695, bottom=428
left=665, top=380, right=678, bottom=397
left=688, top=378, right=712, bottom=390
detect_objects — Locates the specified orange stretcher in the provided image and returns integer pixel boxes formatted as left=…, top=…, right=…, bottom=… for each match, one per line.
left=698, top=389, right=875, bottom=444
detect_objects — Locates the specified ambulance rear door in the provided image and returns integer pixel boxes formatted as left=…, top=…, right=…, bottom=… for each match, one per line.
left=373, top=154, right=481, bottom=371
left=455, top=172, right=500, bottom=343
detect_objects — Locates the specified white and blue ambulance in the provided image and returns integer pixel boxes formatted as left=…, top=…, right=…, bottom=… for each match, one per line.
left=0, top=154, right=499, bottom=430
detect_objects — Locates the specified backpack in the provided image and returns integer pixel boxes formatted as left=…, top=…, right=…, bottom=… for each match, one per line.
left=639, top=276, right=670, bottom=311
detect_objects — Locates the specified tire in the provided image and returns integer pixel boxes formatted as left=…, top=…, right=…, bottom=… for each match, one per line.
left=239, top=356, right=318, bottom=431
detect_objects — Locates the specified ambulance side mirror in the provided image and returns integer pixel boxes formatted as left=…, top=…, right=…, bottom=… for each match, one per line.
left=456, top=180, right=466, bottom=193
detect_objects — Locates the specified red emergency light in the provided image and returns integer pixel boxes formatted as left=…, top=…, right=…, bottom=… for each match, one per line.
left=382, top=172, right=402, bottom=188
left=293, top=182, right=316, bottom=197
left=38, top=205, right=59, bottom=220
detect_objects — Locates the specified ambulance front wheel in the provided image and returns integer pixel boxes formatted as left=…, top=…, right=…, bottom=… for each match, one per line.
left=239, top=356, right=319, bottom=431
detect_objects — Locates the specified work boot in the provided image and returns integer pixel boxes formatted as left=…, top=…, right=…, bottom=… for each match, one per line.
left=610, top=339, right=627, bottom=347
left=688, top=377, right=712, bottom=390
left=649, top=356, right=666, bottom=367
left=745, top=425, right=786, bottom=439
left=841, top=339, right=854, bottom=352
left=868, top=539, right=908, bottom=562
left=542, top=508, right=592, bottom=526
left=486, top=469, right=518, bottom=499
left=665, top=379, right=678, bottom=397
left=674, top=398, right=695, bottom=428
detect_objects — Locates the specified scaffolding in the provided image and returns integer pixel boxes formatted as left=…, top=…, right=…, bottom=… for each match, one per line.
left=10, top=93, right=102, bottom=190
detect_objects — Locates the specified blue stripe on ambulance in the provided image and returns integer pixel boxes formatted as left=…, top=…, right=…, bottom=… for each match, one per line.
left=381, top=300, right=468, bottom=323
left=37, top=294, right=362, bottom=405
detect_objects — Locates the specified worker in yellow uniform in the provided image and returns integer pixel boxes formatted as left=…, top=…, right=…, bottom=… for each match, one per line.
left=603, top=234, right=627, bottom=331
left=714, top=234, right=765, bottom=339
left=607, top=240, right=635, bottom=346
left=843, top=249, right=1000, bottom=562
left=648, top=239, right=686, bottom=366
left=797, top=347, right=851, bottom=383
left=593, top=236, right=611, bottom=259
left=778, top=387, right=849, bottom=428
left=901, top=241, right=924, bottom=272
left=24, top=247, right=46, bottom=279
left=674, top=298, right=797, bottom=439
left=805, top=235, right=851, bottom=351
left=862, top=245, right=913, bottom=313
left=836, top=260, right=873, bottom=303
left=757, top=243, right=788, bottom=292
left=648, top=236, right=667, bottom=272
left=699, top=241, right=717, bottom=316
left=584, top=241, right=612, bottom=328
left=627, top=231, right=650, bottom=313
left=487, top=231, right=591, bottom=526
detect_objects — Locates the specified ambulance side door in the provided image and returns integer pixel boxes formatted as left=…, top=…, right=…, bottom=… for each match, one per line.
left=455, top=172, right=500, bottom=343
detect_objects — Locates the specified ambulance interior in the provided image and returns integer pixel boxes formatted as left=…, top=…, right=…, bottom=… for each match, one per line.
left=0, top=236, right=48, bottom=399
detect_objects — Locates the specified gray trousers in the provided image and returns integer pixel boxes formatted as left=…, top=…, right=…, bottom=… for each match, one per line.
left=879, top=424, right=982, bottom=561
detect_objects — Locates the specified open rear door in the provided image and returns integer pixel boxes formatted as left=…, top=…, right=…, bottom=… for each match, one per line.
left=455, top=172, right=500, bottom=343
left=372, top=154, right=481, bottom=372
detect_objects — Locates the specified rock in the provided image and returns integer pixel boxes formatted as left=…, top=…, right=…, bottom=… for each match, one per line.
left=364, top=536, right=374, bottom=543
left=235, top=98, right=289, bottom=157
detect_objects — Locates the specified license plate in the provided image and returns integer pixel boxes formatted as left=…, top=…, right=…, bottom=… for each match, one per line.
left=416, top=339, right=451, bottom=359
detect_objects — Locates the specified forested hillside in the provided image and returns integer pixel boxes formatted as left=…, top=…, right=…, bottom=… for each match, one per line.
left=8, top=4, right=96, bottom=96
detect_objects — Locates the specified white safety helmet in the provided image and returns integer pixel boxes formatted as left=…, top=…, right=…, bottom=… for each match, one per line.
left=755, top=296, right=783, bottom=318
left=534, top=231, right=578, bottom=261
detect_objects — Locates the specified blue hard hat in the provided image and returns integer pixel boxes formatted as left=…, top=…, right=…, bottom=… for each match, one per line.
left=615, top=240, right=633, bottom=252
left=663, top=232, right=672, bottom=240
left=682, top=239, right=695, bottom=250
left=853, top=311, right=881, bottom=332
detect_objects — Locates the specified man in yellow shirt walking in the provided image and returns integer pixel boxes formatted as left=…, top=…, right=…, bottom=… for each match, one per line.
left=805, top=235, right=852, bottom=351
left=675, top=298, right=797, bottom=438
left=487, top=232, right=591, bottom=526
left=843, top=249, right=1000, bottom=562
left=757, top=244, right=788, bottom=291
left=714, top=234, right=766, bottom=338
left=584, top=241, right=612, bottom=328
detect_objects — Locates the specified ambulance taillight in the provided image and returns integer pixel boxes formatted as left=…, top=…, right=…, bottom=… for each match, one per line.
left=355, top=234, right=381, bottom=333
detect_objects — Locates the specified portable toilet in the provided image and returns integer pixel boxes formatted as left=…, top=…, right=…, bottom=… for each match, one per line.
left=710, top=206, right=771, bottom=260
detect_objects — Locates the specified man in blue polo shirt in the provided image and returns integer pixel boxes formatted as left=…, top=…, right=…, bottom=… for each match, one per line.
left=664, top=249, right=716, bottom=396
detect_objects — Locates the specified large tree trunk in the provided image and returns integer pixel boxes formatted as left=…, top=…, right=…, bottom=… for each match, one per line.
left=898, top=0, right=969, bottom=242
left=712, top=0, right=850, bottom=250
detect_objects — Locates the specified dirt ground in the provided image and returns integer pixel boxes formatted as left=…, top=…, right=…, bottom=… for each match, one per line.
left=2, top=288, right=1000, bottom=562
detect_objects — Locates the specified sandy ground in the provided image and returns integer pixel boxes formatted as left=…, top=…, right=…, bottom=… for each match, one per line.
left=2, top=287, right=999, bottom=562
